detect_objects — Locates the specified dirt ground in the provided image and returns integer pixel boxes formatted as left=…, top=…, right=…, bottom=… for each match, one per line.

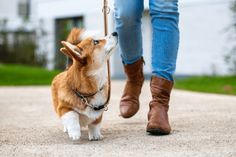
left=0, top=81, right=236, bottom=157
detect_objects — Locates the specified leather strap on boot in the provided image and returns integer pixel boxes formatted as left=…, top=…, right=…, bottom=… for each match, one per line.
left=147, top=76, right=173, bottom=135
left=120, top=57, right=144, bottom=118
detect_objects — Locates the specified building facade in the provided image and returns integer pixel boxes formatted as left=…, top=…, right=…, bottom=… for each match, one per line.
left=0, top=0, right=234, bottom=77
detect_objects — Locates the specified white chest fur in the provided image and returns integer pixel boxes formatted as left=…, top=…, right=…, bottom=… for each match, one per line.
left=73, top=65, right=107, bottom=126
left=89, top=64, right=107, bottom=88
left=74, top=106, right=103, bottom=127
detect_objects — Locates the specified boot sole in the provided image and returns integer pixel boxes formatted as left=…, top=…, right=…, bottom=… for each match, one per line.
left=146, top=128, right=170, bottom=136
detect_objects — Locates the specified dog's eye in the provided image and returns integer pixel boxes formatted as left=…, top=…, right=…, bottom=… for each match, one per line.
left=93, top=40, right=99, bottom=45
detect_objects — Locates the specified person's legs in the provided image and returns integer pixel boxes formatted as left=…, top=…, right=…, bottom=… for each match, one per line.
left=150, top=0, right=179, bottom=81
left=147, top=0, right=179, bottom=135
left=114, top=0, right=144, bottom=64
left=114, top=0, right=145, bottom=118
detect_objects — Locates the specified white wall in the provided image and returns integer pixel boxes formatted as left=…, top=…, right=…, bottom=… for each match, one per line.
left=36, top=0, right=233, bottom=76
left=2, top=0, right=232, bottom=76
left=0, top=0, right=25, bottom=30
left=177, top=0, right=233, bottom=75
left=110, top=0, right=234, bottom=76
left=0, top=0, right=18, bottom=19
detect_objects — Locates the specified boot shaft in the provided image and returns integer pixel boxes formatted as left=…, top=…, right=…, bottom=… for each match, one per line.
left=150, top=76, right=173, bottom=101
left=147, top=76, right=173, bottom=135
left=123, top=57, right=144, bottom=83
left=119, top=57, right=145, bottom=118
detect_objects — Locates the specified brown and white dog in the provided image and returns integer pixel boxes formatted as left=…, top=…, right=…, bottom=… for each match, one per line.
left=51, top=28, right=118, bottom=141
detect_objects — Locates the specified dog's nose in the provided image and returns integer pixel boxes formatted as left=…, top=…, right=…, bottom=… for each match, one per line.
left=112, top=32, right=118, bottom=37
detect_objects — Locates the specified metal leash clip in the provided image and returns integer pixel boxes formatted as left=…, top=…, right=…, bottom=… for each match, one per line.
left=104, top=105, right=108, bottom=111
left=81, top=96, right=89, bottom=106
left=102, top=0, right=110, bottom=14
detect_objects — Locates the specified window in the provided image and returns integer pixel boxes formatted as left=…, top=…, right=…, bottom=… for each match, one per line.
left=55, top=17, right=84, bottom=69
left=18, top=0, right=30, bottom=19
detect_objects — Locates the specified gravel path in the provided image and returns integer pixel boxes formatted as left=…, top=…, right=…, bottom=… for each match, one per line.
left=0, top=81, right=236, bottom=157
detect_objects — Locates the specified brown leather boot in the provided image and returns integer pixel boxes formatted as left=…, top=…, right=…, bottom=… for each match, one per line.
left=146, top=76, right=173, bottom=135
left=120, top=57, right=144, bottom=118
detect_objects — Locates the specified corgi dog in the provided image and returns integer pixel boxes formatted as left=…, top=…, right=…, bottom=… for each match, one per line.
left=51, top=28, right=118, bottom=141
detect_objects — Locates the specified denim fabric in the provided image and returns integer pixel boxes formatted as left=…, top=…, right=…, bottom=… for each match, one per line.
left=114, top=0, right=179, bottom=81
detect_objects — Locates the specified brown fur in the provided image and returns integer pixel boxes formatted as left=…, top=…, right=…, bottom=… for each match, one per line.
left=51, top=28, right=108, bottom=123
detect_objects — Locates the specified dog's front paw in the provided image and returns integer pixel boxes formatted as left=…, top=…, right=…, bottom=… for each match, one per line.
left=67, top=127, right=81, bottom=140
left=61, top=111, right=81, bottom=141
left=89, top=132, right=103, bottom=141
left=88, top=124, right=103, bottom=141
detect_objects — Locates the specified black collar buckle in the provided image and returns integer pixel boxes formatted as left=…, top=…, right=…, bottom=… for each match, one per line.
left=93, top=105, right=105, bottom=111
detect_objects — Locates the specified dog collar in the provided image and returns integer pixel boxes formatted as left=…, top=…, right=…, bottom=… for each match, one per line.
left=73, top=86, right=108, bottom=111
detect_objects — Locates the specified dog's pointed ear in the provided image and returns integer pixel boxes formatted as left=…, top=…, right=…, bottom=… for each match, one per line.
left=67, top=28, right=84, bottom=45
left=60, top=47, right=72, bottom=58
left=61, top=41, right=86, bottom=64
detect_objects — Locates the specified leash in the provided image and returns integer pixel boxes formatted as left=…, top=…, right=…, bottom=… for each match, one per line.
left=73, top=0, right=111, bottom=111
left=73, top=1, right=111, bottom=111
left=103, top=0, right=111, bottom=107
left=73, top=86, right=107, bottom=111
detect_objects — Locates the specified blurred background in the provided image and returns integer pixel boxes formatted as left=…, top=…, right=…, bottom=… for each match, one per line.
left=0, top=0, right=235, bottom=95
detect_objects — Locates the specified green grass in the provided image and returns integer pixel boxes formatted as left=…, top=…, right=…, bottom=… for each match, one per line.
left=0, top=64, right=60, bottom=86
left=1, top=64, right=236, bottom=95
left=175, top=76, right=236, bottom=95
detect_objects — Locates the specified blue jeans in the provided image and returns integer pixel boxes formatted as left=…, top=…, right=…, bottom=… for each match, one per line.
left=114, top=0, right=179, bottom=81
